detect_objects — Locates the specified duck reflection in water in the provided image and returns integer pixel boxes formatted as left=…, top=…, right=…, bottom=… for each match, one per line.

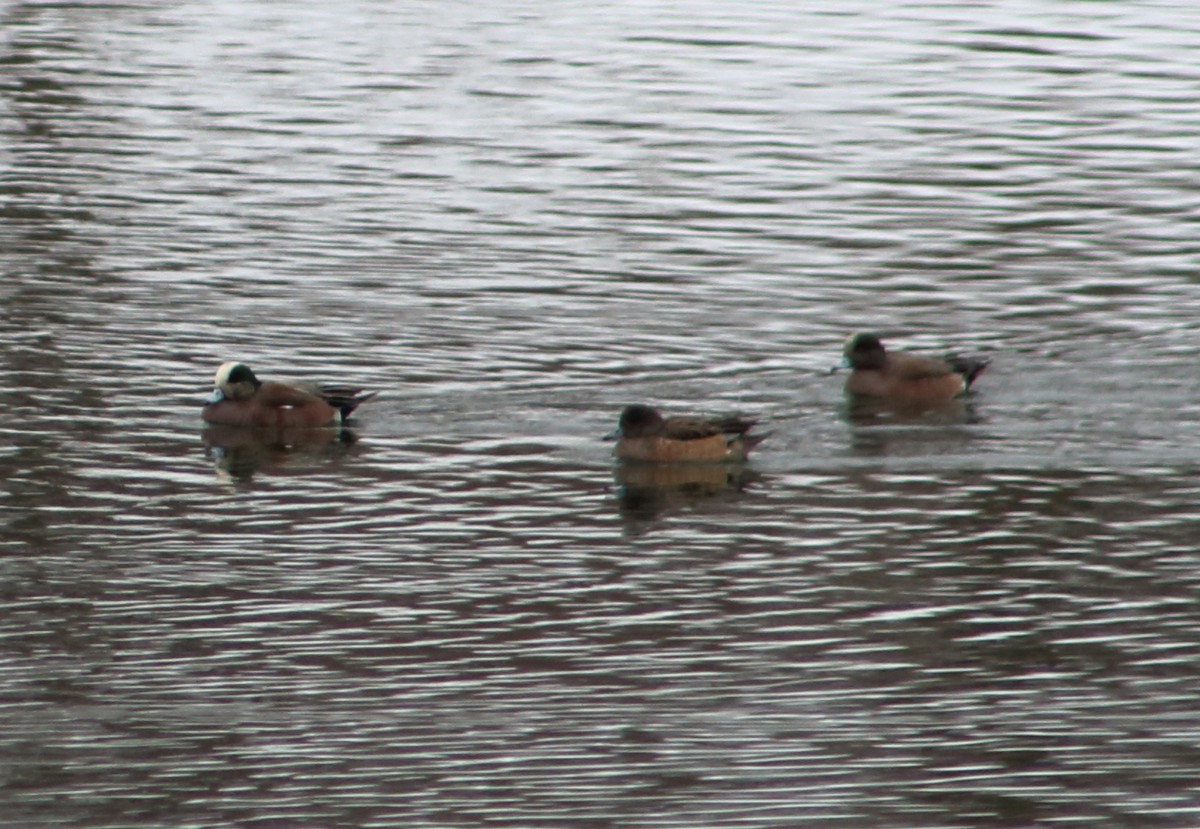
left=842, top=392, right=985, bottom=427
left=604, top=404, right=768, bottom=522
left=202, top=424, right=360, bottom=482
left=613, top=461, right=762, bottom=523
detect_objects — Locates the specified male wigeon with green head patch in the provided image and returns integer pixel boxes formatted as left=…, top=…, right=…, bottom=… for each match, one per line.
left=203, top=361, right=376, bottom=428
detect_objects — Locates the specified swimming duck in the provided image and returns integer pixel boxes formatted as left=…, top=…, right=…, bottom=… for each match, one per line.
left=202, top=361, right=376, bottom=428
left=841, top=333, right=988, bottom=403
left=604, top=404, right=766, bottom=462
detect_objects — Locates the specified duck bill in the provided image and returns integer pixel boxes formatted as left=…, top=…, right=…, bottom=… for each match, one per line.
left=829, top=355, right=852, bottom=374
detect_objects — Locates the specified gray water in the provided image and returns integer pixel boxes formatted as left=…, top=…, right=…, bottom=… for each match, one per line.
left=4, top=1, right=1200, bottom=826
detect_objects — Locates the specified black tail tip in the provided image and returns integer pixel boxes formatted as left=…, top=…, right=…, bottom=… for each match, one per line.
left=949, top=356, right=990, bottom=389
left=321, top=388, right=378, bottom=421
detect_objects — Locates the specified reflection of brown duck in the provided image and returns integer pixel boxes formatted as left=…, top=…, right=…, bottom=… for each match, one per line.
left=603, top=404, right=767, bottom=462
left=843, top=392, right=983, bottom=426
left=202, top=362, right=375, bottom=427
left=840, top=333, right=988, bottom=405
left=201, top=424, right=356, bottom=481
left=614, top=461, right=758, bottom=523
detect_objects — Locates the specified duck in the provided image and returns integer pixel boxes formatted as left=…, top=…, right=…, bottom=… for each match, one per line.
left=840, top=332, right=989, bottom=403
left=604, top=404, right=766, bottom=462
left=202, top=361, right=376, bottom=428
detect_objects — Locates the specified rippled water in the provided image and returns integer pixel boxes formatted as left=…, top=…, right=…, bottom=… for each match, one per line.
left=4, top=1, right=1200, bottom=826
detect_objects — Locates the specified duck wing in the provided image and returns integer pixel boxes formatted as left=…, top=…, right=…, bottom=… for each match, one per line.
left=889, top=351, right=957, bottom=381
left=662, top=414, right=757, bottom=440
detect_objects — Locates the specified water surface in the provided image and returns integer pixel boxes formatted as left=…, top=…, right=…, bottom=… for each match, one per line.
left=3, top=1, right=1200, bottom=826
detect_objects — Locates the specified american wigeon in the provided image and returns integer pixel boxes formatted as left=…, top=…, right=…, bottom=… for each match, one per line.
left=202, top=361, right=376, bottom=428
left=604, top=404, right=766, bottom=462
left=840, top=333, right=989, bottom=403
